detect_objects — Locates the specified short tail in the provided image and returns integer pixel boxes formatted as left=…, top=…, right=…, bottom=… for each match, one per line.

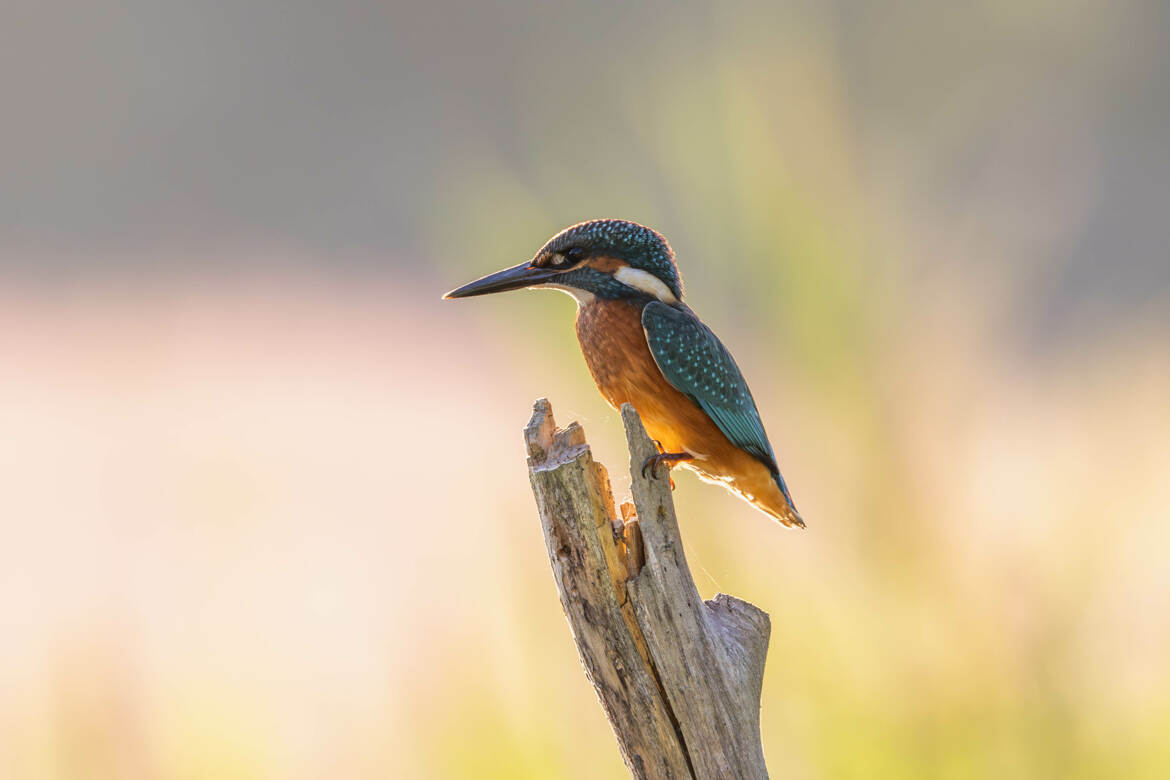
left=767, top=472, right=805, bottom=529
left=694, top=459, right=805, bottom=528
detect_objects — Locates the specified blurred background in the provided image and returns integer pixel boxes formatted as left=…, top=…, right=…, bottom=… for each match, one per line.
left=2, top=1, right=1168, bottom=778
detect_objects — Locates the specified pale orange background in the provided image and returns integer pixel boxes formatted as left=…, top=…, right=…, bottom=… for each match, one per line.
left=2, top=2, right=1168, bottom=778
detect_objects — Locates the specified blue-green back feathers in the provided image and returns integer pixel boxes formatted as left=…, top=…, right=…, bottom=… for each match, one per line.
left=641, top=301, right=796, bottom=507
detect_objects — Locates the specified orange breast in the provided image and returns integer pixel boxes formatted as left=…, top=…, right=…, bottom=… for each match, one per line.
left=574, top=299, right=799, bottom=526
left=575, top=299, right=703, bottom=451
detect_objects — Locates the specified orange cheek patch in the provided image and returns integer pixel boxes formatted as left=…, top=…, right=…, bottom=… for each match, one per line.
left=586, top=255, right=628, bottom=273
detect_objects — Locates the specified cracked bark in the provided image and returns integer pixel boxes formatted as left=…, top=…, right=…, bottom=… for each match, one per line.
left=524, top=399, right=770, bottom=779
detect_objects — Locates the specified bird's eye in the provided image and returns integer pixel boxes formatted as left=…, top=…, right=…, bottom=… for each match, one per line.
left=537, top=247, right=585, bottom=269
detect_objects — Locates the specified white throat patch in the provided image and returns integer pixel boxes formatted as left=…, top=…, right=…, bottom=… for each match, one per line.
left=533, top=283, right=596, bottom=307
left=614, top=266, right=678, bottom=303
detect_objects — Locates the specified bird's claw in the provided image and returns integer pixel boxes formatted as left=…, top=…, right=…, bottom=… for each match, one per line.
left=640, top=452, right=694, bottom=481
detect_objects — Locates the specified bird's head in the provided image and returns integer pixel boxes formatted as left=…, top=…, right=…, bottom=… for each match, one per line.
left=443, top=219, right=683, bottom=306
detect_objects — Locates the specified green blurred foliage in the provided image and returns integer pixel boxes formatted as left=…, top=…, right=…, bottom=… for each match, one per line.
left=2, top=1, right=1168, bottom=778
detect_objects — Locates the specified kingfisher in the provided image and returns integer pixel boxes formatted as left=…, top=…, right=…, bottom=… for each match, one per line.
left=443, top=219, right=803, bottom=528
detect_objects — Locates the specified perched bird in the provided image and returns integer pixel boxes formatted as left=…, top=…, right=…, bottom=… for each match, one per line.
left=444, top=219, right=803, bottom=528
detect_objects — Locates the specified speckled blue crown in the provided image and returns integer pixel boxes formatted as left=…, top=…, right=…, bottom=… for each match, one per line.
left=539, top=219, right=683, bottom=300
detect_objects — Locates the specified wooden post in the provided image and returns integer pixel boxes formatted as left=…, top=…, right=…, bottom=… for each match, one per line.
left=524, top=399, right=771, bottom=779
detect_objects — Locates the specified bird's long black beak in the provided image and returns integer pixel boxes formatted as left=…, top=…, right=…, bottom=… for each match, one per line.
left=442, top=261, right=557, bottom=299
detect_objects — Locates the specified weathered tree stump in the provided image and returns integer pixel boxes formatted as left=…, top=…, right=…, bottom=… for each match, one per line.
left=524, top=399, right=770, bottom=779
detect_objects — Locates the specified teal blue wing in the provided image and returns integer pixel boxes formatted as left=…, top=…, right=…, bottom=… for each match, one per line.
left=641, top=301, right=780, bottom=473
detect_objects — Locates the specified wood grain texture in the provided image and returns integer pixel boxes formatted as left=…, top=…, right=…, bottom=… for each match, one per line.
left=524, top=399, right=771, bottom=779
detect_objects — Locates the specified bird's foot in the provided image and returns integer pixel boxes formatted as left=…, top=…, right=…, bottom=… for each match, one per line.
left=641, top=452, right=694, bottom=483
